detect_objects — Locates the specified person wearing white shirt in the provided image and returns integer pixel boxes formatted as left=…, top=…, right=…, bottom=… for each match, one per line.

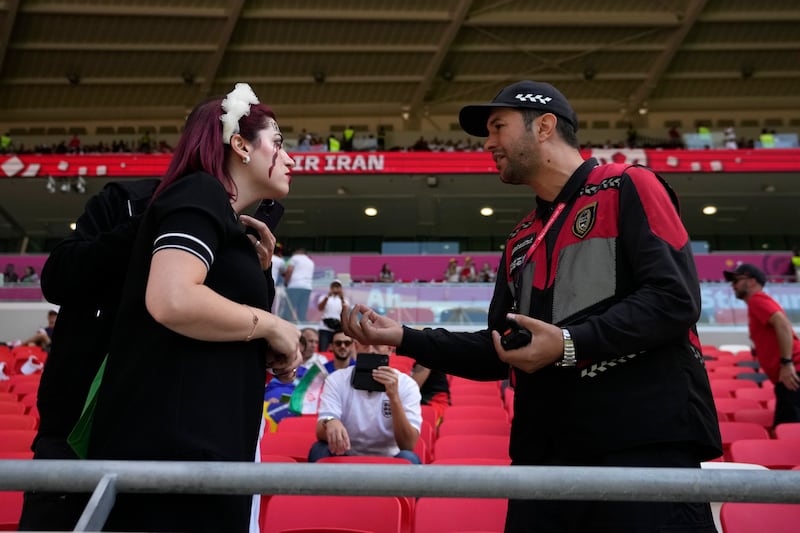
left=309, top=357, right=422, bottom=463
left=281, top=247, right=314, bottom=321
left=317, top=279, right=348, bottom=351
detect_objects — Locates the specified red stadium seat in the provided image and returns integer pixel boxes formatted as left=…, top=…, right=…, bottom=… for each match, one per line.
left=709, top=366, right=749, bottom=379
left=774, top=423, right=800, bottom=440
left=704, top=359, right=735, bottom=370
left=432, top=457, right=511, bottom=466
left=713, top=398, right=763, bottom=421
left=414, top=497, right=507, bottom=533
left=449, top=385, right=502, bottom=401
left=262, top=495, right=403, bottom=533
left=0, top=429, right=35, bottom=453
left=420, top=404, right=438, bottom=430
left=260, top=454, right=298, bottom=463
left=0, top=451, right=34, bottom=460
left=434, top=435, right=510, bottom=462
left=260, top=431, right=317, bottom=462
left=0, top=392, right=17, bottom=403
left=449, top=394, right=503, bottom=407
left=277, top=415, right=318, bottom=435
left=733, top=387, right=775, bottom=407
left=0, top=403, right=25, bottom=415
left=413, top=437, right=428, bottom=465
left=717, top=422, right=770, bottom=461
left=18, top=393, right=37, bottom=414
left=316, top=456, right=417, bottom=532
left=710, top=378, right=759, bottom=399
left=389, top=355, right=415, bottom=375
left=317, top=456, right=411, bottom=464
left=721, top=503, right=800, bottom=533
left=441, top=405, right=509, bottom=423
left=8, top=380, right=39, bottom=400
left=731, top=408, right=775, bottom=429
left=419, top=420, right=434, bottom=463
left=437, top=419, right=511, bottom=439
left=729, top=439, right=800, bottom=469
left=0, top=490, right=23, bottom=531
left=448, top=377, right=500, bottom=393
left=0, top=414, right=37, bottom=430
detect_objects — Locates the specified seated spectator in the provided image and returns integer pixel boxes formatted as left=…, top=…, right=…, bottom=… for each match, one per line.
left=325, top=330, right=357, bottom=373
left=20, top=265, right=40, bottom=283
left=411, top=363, right=450, bottom=425
left=411, top=136, right=430, bottom=151
left=478, top=262, right=497, bottom=283
left=309, top=353, right=422, bottom=463
left=68, top=134, right=81, bottom=154
left=459, top=256, right=477, bottom=282
left=444, top=258, right=460, bottom=282
left=724, top=127, right=738, bottom=149
left=22, top=309, right=58, bottom=351
left=0, top=131, right=11, bottom=153
left=759, top=129, right=776, bottom=148
left=264, top=334, right=329, bottom=425
left=3, top=263, right=18, bottom=283
left=300, top=327, right=329, bottom=373
left=379, top=263, right=395, bottom=283
left=667, top=126, right=683, bottom=148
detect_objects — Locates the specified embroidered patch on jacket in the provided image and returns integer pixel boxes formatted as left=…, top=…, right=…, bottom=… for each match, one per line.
left=572, top=202, right=597, bottom=239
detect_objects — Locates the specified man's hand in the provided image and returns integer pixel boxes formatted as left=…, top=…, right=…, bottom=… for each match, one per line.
left=491, top=313, right=564, bottom=373
left=372, top=366, right=400, bottom=398
left=324, top=419, right=351, bottom=455
left=779, top=362, right=800, bottom=391
left=341, top=302, right=404, bottom=347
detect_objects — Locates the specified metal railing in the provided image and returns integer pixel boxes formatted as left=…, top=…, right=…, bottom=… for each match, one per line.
left=2, top=460, right=800, bottom=531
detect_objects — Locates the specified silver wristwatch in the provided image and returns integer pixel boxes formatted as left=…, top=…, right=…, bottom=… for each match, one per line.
left=555, top=328, right=577, bottom=367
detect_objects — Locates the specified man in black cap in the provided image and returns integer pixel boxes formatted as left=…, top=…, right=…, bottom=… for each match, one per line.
left=724, top=263, right=800, bottom=425
left=343, top=80, right=721, bottom=532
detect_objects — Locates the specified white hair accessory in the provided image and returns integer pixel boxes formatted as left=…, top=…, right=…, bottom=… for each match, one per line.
left=220, top=83, right=260, bottom=144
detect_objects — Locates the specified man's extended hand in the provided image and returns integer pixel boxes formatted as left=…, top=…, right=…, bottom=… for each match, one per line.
left=341, top=302, right=404, bottom=347
left=491, top=313, right=564, bottom=373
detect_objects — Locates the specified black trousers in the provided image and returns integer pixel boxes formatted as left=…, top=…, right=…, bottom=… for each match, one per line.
left=504, top=443, right=718, bottom=533
left=18, top=437, right=91, bottom=531
left=773, top=382, right=800, bottom=426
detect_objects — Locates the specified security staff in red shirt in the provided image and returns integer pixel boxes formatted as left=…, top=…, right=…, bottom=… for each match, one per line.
left=724, top=263, right=800, bottom=425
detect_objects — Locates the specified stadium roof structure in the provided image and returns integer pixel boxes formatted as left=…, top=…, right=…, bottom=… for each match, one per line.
left=0, top=0, right=798, bottom=124
left=0, top=0, right=799, bottom=246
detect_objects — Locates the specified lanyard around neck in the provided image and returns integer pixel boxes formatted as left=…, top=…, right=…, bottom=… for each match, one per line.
left=522, top=202, right=566, bottom=266
left=510, top=201, right=566, bottom=313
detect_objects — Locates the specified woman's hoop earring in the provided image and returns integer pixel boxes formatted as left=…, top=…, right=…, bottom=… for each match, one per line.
left=242, top=155, right=251, bottom=165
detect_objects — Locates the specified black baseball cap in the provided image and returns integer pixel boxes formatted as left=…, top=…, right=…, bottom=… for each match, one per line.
left=459, top=80, right=579, bottom=137
left=723, top=263, right=767, bottom=285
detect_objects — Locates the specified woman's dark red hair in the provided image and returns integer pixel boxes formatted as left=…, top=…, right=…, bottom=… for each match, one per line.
left=152, top=94, right=276, bottom=201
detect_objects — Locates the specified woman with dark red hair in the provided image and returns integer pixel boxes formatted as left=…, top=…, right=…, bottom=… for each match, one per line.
left=84, top=84, right=302, bottom=532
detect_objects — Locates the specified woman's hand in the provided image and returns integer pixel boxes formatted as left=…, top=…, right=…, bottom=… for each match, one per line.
left=266, top=344, right=303, bottom=384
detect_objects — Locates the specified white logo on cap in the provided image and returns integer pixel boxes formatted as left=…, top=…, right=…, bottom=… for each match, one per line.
left=515, top=93, right=552, bottom=105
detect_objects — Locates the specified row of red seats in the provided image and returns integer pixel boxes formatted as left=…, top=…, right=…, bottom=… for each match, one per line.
left=0, top=344, right=47, bottom=378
